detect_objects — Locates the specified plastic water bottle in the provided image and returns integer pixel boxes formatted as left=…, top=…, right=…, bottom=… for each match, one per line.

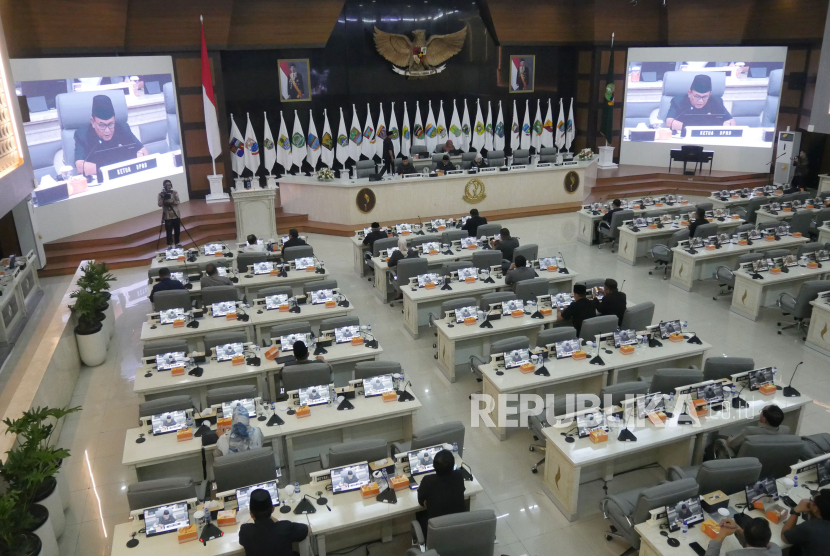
left=453, top=442, right=459, bottom=456
left=186, top=413, right=193, bottom=429
left=294, top=482, right=300, bottom=498
left=682, top=519, right=688, bottom=535
left=793, top=475, right=799, bottom=488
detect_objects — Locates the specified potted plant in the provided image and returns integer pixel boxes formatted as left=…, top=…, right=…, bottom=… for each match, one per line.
left=70, top=288, right=107, bottom=366
left=75, top=262, right=116, bottom=339
left=0, top=490, right=40, bottom=556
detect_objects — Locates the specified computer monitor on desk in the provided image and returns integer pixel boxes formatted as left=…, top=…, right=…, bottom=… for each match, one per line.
left=576, top=411, right=609, bottom=438
left=298, top=384, right=331, bottom=406
left=220, top=398, right=257, bottom=418
left=142, top=501, right=190, bottom=537
left=666, top=496, right=704, bottom=531
left=408, top=445, right=444, bottom=475
left=158, top=308, right=186, bottom=325
left=504, top=348, right=530, bottom=369
left=280, top=333, right=310, bottom=351
left=233, top=480, right=279, bottom=510
left=363, top=374, right=395, bottom=397
left=149, top=409, right=190, bottom=435
left=264, top=294, right=290, bottom=310
left=555, top=339, right=581, bottom=359
left=214, top=343, right=245, bottom=361
left=210, top=301, right=236, bottom=317
left=330, top=462, right=371, bottom=493
left=155, top=351, right=187, bottom=371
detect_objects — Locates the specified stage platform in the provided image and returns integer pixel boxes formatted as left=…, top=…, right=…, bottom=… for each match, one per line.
left=40, top=164, right=770, bottom=276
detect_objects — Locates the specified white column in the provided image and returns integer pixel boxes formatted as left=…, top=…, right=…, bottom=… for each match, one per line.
left=205, top=174, right=230, bottom=203
left=231, top=188, right=278, bottom=244
left=597, top=146, right=618, bottom=169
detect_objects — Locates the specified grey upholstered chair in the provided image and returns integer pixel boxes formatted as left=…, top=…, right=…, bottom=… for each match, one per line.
left=600, top=381, right=650, bottom=408
left=667, top=458, right=762, bottom=496
left=790, top=211, right=813, bottom=237
left=515, top=277, right=548, bottom=302
left=392, top=421, right=466, bottom=458
left=320, top=316, right=360, bottom=332
left=303, top=280, right=337, bottom=296
left=712, top=253, right=765, bottom=300
left=142, top=339, right=189, bottom=358
left=440, top=261, right=472, bottom=277
left=393, top=259, right=429, bottom=296
left=205, top=330, right=247, bottom=353
left=269, top=322, right=312, bottom=341
left=757, top=221, right=780, bottom=233
left=528, top=396, right=569, bottom=473
left=598, top=210, right=633, bottom=251
left=621, top=302, right=654, bottom=331
left=735, top=223, right=755, bottom=235
left=702, top=356, right=755, bottom=382
left=206, top=385, right=257, bottom=408
left=441, top=229, right=468, bottom=245
left=407, top=510, right=497, bottom=556
left=202, top=286, right=237, bottom=305
left=797, top=242, right=823, bottom=257
left=214, top=448, right=277, bottom=493
left=513, top=244, right=538, bottom=262
left=491, top=336, right=530, bottom=355
left=372, top=237, right=399, bottom=257
left=537, top=327, right=577, bottom=347
left=762, top=69, right=783, bottom=127
left=738, top=198, right=765, bottom=223
left=237, top=252, right=266, bottom=272
left=777, top=280, right=828, bottom=337
left=538, top=146, right=558, bottom=163
left=282, top=363, right=331, bottom=392
left=258, top=285, right=293, bottom=299
left=809, top=208, right=830, bottom=237
left=321, top=439, right=388, bottom=469
left=649, top=228, right=689, bottom=279
left=476, top=223, right=502, bottom=239
left=579, top=315, right=618, bottom=342
left=693, top=222, right=718, bottom=239
left=138, top=395, right=195, bottom=418
left=471, top=250, right=502, bottom=271
left=430, top=297, right=477, bottom=329
left=648, top=368, right=704, bottom=395
left=56, top=90, right=129, bottom=172
left=355, top=159, right=376, bottom=178
left=479, top=291, right=517, bottom=311
left=602, top=478, right=699, bottom=549
left=725, top=436, right=804, bottom=478
left=460, top=152, right=477, bottom=169
left=695, top=202, right=714, bottom=212
left=284, top=245, right=314, bottom=261
left=153, top=290, right=192, bottom=312
left=801, top=433, right=830, bottom=459
left=486, top=149, right=505, bottom=166
left=354, top=361, right=402, bottom=381
left=512, top=149, right=530, bottom=165
left=127, top=477, right=198, bottom=511
left=410, top=145, right=428, bottom=159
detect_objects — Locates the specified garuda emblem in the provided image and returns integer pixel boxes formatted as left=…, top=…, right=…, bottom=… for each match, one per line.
left=374, top=26, right=467, bottom=78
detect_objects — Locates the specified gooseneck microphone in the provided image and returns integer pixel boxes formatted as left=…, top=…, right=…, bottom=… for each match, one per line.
left=783, top=361, right=803, bottom=398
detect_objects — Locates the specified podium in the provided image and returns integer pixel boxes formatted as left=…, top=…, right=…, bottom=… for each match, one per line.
left=231, top=184, right=278, bottom=244
left=597, top=146, right=618, bottom=169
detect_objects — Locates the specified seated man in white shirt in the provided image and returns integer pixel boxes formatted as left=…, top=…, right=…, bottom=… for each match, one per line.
left=243, top=234, right=266, bottom=253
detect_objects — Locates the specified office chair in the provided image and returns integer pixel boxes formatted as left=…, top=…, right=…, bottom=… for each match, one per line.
left=409, top=235, right=439, bottom=249
left=601, top=478, right=699, bottom=549
left=513, top=244, right=538, bottom=262
left=153, top=290, right=192, bottom=312
left=649, top=229, right=689, bottom=279
left=790, top=211, right=813, bottom=237
left=283, top=245, right=314, bottom=261
left=282, top=363, right=331, bottom=392
left=475, top=223, right=502, bottom=239
left=486, top=149, right=505, bottom=167
left=600, top=381, right=650, bottom=407
left=777, top=280, right=828, bottom=339
left=538, top=146, right=558, bottom=163
left=440, top=229, right=467, bottom=245
left=479, top=291, right=517, bottom=311
left=756, top=221, right=779, bottom=233
left=471, top=250, right=501, bottom=271
left=801, top=433, right=830, bottom=459
left=392, top=259, right=429, bottom=305
left=761, top=69, right=783, bottom=128
left=268, top=322, right=312, bottom=343
left=512, top=148, right=530, bottom=165
left=202, top=285, right=237, bottom=305
left=440, top=260, right=471, bottom=277
left=148, top=267, right=162, bottom=280
left=459, top=152, right=477, bottom=169
left=142, top=339, right=189, bottom=358
left=715, top=435, right=804, bottom=478
left=644, top=210, right=667, bottom=220
left=206, top=385, right=257, bottom=407
left=536, top=327, right=577, bottom=348
left=666, top=458, right=762, bottom=497
left=765, top=248, right=792, bottom=259
left=320, top=315, right=359, bottom=331
left=321, top=439, right=388, bottom=469
left=163, top=82, right=180, bottom=151
left=258, top=285, right=294, bottom=300
left=355, top=159, right=377, bottom=178
left=303, top=279, right=337, bottom=296
left=410, top=145, right=429, bottom=159
left=528, top=396, right=568, bottom=473
left=575, top=278, right=606, bottom=289
left=429, top=297, right=477, bottom=358
left=657, top=71, right=726, bottom=122
left=597, top=209, right=633, bottom=251
left=695, top=202, right=714, bottom=212
left=353, top=361, right=402, bottom=381
left=712, top=253, right=765, bottom=300
left=469, top=336, right=529, bottom=395
left=693, top=222, right=718, bottom=239
left=214, top=448, right=277, bottom=493
left=809, top=208, right=830, bottom=238
left=735, top=223, right=755, bottom=235
left=736, top=198, right=765, bottom=223
left=648, top=368, right=704, bottom=395
left=620, top=301, right=654, bottom=331
left=791, top=191, right=811, bottom=204
left=702, top=356, right=754, bottom=382
left=515, top=277, right=548, bottom=301
left=391, top=421, right=466, bottom=458
left=204, top=330, right=247, bottom=354
left=797, top=242, right=823, bottom=257
left=407, top=510, right=497, bottom=556
left=579, top=315, right=618, bottom=343
left=127, top=477, right=199, bottom=511
left=237, top=252, right=266, bottom=273
left=138, top=395, right=195, bottom=418
left=371, top=237, right=399, bottom=258
left=56, top=90, right=129, bottom=175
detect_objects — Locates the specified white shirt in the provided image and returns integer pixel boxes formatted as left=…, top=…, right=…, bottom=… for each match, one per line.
left=243, top=244, right=266, bottom=253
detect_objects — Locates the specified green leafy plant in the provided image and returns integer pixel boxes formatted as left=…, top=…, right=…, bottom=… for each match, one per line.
left=69, top=289, right=101, bottom=334
left=0, top=490, right=36, bottom=555
left=76, top=261, right=116, bottom=295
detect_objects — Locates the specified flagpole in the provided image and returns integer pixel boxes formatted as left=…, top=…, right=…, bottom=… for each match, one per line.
left=608, top=33, right=614, bottom=147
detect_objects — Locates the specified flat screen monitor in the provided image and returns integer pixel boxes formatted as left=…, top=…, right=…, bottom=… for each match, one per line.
left=816, top=459, right=830, bottom=487
left=407, top=445, right=444, bottom=476
left=431, top=218, right=446, bottom=228
left=614, top=329, right=637, bottom=348
left=504, top=348, right=530, bottom=369
left=636, top=393, right=666, bottom=419
left=363, top=374, right=395, bottom=397
left=554, top=293, right=574, bottom=308
left=215, top=343, right=244, bottom=362
left=385, top=247, right=400, bottom=258
left=280, top=333, right=309, bottom=351
left=747, top=367, right=774, bottom=390
left=634, top=217, right=647, bottom=228
left=150, top=410, right=187, bottom=435
left=294, top=257, right=314, bottom=270
left=659, top=320, right=683, bottom=338
left=665, top=497, right=704, bottom=531
left=334, top=325, right=360, bottom=344
left=455, top=306, right=478, bottom=323
left=281, top=235, right=291, bottom=244
left=221, top=398, right=256, bottom=418
left=310, top=289, right=334, bottom=305
left=265, top=294, right=289, bottom=310
left=745, top=477, right=779, bottom=505
left=143, top=502, right=189, bottom=537
left=235, top=480, right=279, bottom=510
left=694, top=383, right=724, bottom=405
left=502, top=299, right=524, bottom=315
left=576, top=411, right=609, bottom=438
left=253, top=262, right=274, bottom=275
left=165, top=248, right=185, bottom=260
left=211, top=301, right=236, bottom=317
left=417, top=273, right=441, bottom=287
left=539, top=256, right=561, bottom=269
left=216, top=266, right=229, bottom=277
left=555, top=339, right=581, bottom=359
left=203, top=243, right=223, bottom=255
left=783, top=254, right=798, bottom=267
left=155, top=351, right=187, bottom=371
left=330, top=463, right=371, bottom=493
left=396, top=223, right=412, bottom=233
left=159, top=308, right=186, bottom=325
left=457, top=267, right=477, bottom=281
left=298, top=385, right=330, bottom=406
left=460, top=237, right=477, bottom=248
left=422, top=241, right=440, bottom=253
left=169, top=272, right=188, bottom=285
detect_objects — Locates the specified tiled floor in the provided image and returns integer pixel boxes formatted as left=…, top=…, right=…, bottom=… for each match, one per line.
left=36, top=201, right=830, bottom=555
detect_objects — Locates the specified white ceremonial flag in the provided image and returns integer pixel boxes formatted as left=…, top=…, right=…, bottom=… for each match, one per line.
left=510, top=100, right=520, bottom=152
left=349, top=104, right=362, bottom=162
left=449, top=100, right=463, bottom=150
left=262, top=112, right=276, bottom=174
left=520, top=100, right=531, bottom=150
left=460, top=99, right=471, bottom=152
left=542, top=99, right=554, bottom=149
left=493, top=101, right=505, bottom=151
left=290, top=110, right=306, bottom=170
left=471, top=99, right=485, bottom=152
left=412, top=101, right=425, bottom=147
left=388, top=102, right=401, bottom=156
left=320, top=109, right=334, bottom=168
left=335, top=107, right=349, bottom=165
left=436, top=100, right=448, bottom=145
left=229, top=114, right=245, bottom=176
left=566, top=98, right=575, bottom=152
left=362, top=103, right=376, bottom=159
left=531, top=99, right=543, bottom=151
left=243, top=113, right=261, bottom=174
left=556, top=99, right=566, bottom=150
left=276, top=111, right=291, bottom=173
left=306, top=109, right=321, bottom=168
left=400, top=102, right=411, bottom=157
left=375, top=104, right=387, bottom=159
left=425, top=100, right=438, bottom=152
left=484, top=101, right=494, bottom=151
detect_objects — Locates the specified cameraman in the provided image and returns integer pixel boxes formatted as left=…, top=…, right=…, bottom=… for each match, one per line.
left=157, top=180, right=181, bottom=247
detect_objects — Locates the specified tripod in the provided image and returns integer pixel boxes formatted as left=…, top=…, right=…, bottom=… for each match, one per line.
left=156, top=209, right=198, bottom=251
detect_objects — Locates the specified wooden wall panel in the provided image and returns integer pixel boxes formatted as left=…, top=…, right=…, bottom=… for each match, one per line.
left=227, top=0, right=344, bottom=48
left=183, top=129, right=210, bottom=158
left=187, top=163, right=214, bottom=192
left=487, top=0, right=592, bottom=45
left=180, top=95, right=206, bottom=124
left=175, top=58, right=203, bottom=88
left=592, top=0, right=662, bottom=44
left=666, top=0, right=754, bottom=44
left=125, top=0, right=233, bottom=51
left=745, top=0, right=829, bottom=42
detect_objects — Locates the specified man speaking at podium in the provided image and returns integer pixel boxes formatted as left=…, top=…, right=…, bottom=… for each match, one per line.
left=74, top=94, right=149, bottom=180
left=664, top=74, right=736, bottom=131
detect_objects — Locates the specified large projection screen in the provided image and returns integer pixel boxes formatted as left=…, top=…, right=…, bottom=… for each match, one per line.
left=11, top=56, right=188, bottom=243
left=809, top=9, right=830, bottom=134
left=620, top=46, right=787, bottom=174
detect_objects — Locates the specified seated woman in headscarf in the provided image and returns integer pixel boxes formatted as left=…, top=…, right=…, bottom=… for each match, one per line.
left=442, top=140, right=463, bottom=155
left=470, top=154, right=489, bottom=169
left=387, top=236, right=419, bottom=268
left=214, top=406, right=264, bottom=458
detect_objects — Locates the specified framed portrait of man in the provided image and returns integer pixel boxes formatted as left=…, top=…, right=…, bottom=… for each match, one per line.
left=509, top=55, right=535, bottom=93
left=279, top=59, right=311, bottom=101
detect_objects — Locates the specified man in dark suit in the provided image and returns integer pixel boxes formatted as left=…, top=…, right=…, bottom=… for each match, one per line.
left=461, top=209, right=487, bottom=237
left=149, top=267, right=185, bottom=304
left=282, top=228, right=307, bottom=249
left=594, top=278, right=627, bottom=326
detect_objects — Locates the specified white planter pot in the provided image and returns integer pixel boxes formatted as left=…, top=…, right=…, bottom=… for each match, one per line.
left=76, top=324, right=107, bottom=367
left=100, top=311, right=113, bottom=345
left=55, top=460, right=70, bottom=510
left=104, top=301, right=115, bottom=338
left=30, top=505, right=59, bottom=556
left=35, top=479, right=65, bottom=538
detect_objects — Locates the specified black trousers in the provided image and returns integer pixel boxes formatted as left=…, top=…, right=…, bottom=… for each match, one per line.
left=165, top=218, right=180, bottom=246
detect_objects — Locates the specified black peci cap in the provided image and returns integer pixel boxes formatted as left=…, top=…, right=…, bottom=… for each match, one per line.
left=249, top=489, right=273, bottom=513
left=690, top=74, right=712, bottom=94
left=91, top=95, right=115, bottom=120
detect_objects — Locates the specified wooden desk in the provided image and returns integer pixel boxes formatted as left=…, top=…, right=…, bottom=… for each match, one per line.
left=730, top=265, right=828, bottom=321
left=617, top=219, right=744, bottom=266
left=669, top=235, right=808, bottom=292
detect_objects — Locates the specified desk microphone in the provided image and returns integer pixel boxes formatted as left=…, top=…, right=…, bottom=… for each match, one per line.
left=783, top=361, right=803, bottom=398
left=619, top=279, right=625, bottom=291
left=731, top=381, right=749, bottom=409
left=81, top=139, right=104, bottom=180
left=617, top=409, right=637, bottom=442
left=397, top=380, right=415, bottom=402
left=558, top=251, right=569, bottom=274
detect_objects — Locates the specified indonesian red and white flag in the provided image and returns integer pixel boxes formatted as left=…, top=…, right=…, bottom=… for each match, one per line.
left=200, top=17, right=221, bottom=161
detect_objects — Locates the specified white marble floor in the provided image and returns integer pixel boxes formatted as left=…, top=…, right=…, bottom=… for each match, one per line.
left=39, top=202, right=830, bottom=555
